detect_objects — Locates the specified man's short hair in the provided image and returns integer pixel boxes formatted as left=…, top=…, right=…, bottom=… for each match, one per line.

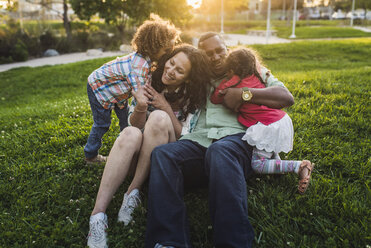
left=198, top=32, right=225, bottom=49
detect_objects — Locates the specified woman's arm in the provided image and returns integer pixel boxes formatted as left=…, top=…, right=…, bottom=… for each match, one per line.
left=144, top=85, right=183, bottom=139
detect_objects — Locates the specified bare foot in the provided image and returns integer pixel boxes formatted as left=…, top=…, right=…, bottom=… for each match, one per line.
left=298, top=160, right=314, bottom=194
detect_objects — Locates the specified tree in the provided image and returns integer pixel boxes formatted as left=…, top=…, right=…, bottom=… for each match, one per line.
left=70, top=0, right=192, bottom=42
left=22, top=0, right=72, bottom=42
left=333, top=0, right=370, bottom=11
left=198, top=0, right=249, bottom=17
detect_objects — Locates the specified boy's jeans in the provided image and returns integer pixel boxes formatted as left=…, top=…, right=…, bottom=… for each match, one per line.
left=84, top=83, right=128, bottom=159
left=145, top=133, right=255, bottom=248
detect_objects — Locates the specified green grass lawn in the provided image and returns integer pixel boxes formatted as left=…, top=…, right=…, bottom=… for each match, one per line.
left=232, top=26, right=371, bottom=39
left=1, top=38, right=370, bottom=247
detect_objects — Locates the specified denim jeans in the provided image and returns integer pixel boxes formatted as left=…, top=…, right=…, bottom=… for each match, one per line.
left=84, top=83, right=128, bottom=159
left=145, top=133, right=255, bottom=248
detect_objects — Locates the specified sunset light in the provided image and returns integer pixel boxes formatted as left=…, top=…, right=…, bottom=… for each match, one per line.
left=187, top=0, right=202, bottom=9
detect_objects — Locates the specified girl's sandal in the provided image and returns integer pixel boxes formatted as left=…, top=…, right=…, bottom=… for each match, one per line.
left=298, top=160, right=314, bottom=195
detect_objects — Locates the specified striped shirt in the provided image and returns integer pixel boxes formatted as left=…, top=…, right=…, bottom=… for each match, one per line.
left=88, top=52, right=152, bottom=109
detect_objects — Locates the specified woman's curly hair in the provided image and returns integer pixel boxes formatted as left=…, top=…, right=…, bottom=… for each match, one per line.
left=131, top=14, right=181, bottom=61
left=151, top=44, right=212, bottom=121
left=225, top=47, right=265, bottom=84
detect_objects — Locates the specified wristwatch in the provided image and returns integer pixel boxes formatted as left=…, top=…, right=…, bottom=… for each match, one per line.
left=242, top=87, right=253, bottom=101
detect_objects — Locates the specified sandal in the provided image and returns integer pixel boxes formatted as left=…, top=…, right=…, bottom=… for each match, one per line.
left=85, top=154, right=107, bottom=165
left=298, top=160, right=314, bottom=194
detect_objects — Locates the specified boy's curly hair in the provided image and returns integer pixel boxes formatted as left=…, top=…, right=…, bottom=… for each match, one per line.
left=131, top=14, right=181, bottom=61
left=151, top=44, right=211, bottom=121
left=225, top=47, right=264, bottom=84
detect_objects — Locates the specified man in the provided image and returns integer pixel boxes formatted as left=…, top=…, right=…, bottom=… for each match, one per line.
left=145, top=32, right=294, bottom=248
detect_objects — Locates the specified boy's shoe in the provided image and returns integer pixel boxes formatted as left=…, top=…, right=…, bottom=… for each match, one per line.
left=118, top=189, right=141, bottom=225
left=85, top=155, right=107, bottom=165
left=87, top=213, right=108, bottom=248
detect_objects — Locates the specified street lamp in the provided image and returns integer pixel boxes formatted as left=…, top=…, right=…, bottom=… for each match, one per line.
left=265, top=0, right=271, bottom=44
left=220, top=0, right=224, bottom=34
left=289, top=0, right=297, bottom=38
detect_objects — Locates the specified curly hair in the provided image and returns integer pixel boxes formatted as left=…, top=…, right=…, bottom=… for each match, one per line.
left=225, top=47, right=265, bottom=84
left=151, top=44, right=211, bottom=121
left=131, top=14, right=181, bottom=61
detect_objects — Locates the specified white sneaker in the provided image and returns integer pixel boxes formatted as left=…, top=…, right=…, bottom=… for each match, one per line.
left=87, top=213, right=108, bottom=248
left=117, top=189, right=141, bottom=225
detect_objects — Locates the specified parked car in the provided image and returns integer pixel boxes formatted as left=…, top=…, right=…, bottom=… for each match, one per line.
left=320, top=12, right=331, bottom=19
left=332, top=10, right=346, bottom=19
left=346, top=11, right=366, bottom=19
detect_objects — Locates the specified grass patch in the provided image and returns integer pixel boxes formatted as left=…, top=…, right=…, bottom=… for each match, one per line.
left=275, top=26, right=371, bottom=39
left=231, top=26, right=371, bottom=39
left=1, top=39, right=370, bottom=247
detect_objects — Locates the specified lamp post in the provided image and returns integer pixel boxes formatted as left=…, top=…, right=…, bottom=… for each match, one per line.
left=350, top=0, right=355, bottom=26
left=220, top=0, right=224, bottom=34
left=265, top=0, right=271, bottom=44
left=289, top=0, right=297, bottom=38
left=19, top=0, right=24, bottom=33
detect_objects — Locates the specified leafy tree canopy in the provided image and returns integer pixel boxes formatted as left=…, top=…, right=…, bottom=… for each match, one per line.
left=70, top=0, right=192, bottom=28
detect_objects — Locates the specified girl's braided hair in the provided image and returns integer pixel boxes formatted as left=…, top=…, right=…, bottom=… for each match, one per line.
left=131, top=14, right=181, bottom=61
left=152, top=44, right=211, bottom=121
left=225, top=47, right=265, bottom=85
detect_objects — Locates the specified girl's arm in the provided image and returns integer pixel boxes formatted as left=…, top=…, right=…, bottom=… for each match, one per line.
left=144, top=85, right=183, bottom=139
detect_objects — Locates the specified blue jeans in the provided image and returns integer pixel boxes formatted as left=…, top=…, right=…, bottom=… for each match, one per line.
left=84, top=83, right=128, bottom=159
left=145, top=133, right=255, bottom=248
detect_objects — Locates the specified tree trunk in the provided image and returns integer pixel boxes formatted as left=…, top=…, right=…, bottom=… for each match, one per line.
left=116, top=18, right=128, bottom=44
left=63, top=0, right=72, bottom=42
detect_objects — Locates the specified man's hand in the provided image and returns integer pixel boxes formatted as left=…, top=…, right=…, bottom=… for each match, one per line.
left=219, top=88, right=243, bottom=112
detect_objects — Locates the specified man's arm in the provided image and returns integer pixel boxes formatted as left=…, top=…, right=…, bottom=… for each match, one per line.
left=220, top=86, right=294, bottom=112
left=220, top=67, right=294, bottom=111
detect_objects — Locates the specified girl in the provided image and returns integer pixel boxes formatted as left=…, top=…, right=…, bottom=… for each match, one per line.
left=211, top=47, right=313, bottom=195
left=87, top=45, right=210, bottom=248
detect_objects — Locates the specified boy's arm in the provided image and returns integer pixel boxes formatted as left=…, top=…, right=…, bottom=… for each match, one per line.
left=221, top=67, right=294, bottom=111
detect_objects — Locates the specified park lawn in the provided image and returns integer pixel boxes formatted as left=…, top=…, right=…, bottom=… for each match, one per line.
left=275, top=26, right=371, bottom=39
left=0, top=38, right=370, bottom=247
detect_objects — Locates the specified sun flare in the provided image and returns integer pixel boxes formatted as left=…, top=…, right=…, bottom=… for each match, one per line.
left=187, top=0, right=202, bottom=9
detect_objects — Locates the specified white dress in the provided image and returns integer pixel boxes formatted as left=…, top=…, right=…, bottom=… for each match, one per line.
left=241, top=114, right=294, bottom=154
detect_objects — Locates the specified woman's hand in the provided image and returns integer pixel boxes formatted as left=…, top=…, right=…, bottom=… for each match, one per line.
left=131, top=83, right=149, bottom=111
left=144, top=85, right=172, bottom=112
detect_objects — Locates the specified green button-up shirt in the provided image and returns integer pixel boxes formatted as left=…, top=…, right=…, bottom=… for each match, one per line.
left=180, top=67, right=286, bottom=147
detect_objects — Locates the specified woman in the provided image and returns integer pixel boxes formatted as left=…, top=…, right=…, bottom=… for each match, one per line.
left=87, top=44, right=210, bottom=248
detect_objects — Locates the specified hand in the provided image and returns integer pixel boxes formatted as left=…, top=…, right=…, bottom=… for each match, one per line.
left=219, top=88, right=243, bottom=112
left=144, top=85, right=171, bottom=112
left=131, top=83, right=148, bottom=111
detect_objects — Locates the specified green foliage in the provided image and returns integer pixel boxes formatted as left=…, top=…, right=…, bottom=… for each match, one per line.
left=0, top=21, right=128, bottom=63
left=70, top=0, right=192, bottom=35
left=0, top=39, right=370, bottom=247
left=10, top=39, right=28, bottom=61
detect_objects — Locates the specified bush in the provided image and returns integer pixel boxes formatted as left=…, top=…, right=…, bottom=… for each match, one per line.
left=10, top=40, right=28, bottom=61
left=40, top=30, right=58, bottom=51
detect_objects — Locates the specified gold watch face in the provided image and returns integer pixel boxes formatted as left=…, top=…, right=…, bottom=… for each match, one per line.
left=242, top=90, right=252, bottom=101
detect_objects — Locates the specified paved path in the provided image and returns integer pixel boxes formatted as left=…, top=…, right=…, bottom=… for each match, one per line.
left=0, top=51, right=124, bottom=72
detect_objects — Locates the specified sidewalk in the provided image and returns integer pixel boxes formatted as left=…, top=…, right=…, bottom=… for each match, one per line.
left=0, top=51, right=124, bottom=73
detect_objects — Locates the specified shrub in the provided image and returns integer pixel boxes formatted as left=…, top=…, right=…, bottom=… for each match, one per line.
left=40, top=30, right=58, bottom=51
left=10, top=40, right=28, bottom=61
